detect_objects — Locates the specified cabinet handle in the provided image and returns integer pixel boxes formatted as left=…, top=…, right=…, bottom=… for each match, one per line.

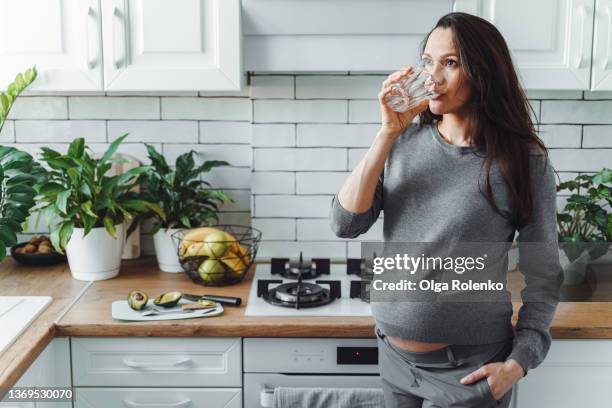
left=604, top=5, right=612, bottom=70
left=112, top=6, right=126, bottom=69
left=86, top=7, right=99, bottom=69
left=123, top=399, right=192, bottom=408
left=574, top=4, right=588, bottom=69
left=122, top=356, right=192, bottom=368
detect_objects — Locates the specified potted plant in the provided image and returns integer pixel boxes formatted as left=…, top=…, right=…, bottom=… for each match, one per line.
left=557, top=168, right=611, bottom=285
left=34, top=136, right=164, bottom=281
left=0, top=67, right=43, bottom=262
left=142, top=144, right=233, bottom=272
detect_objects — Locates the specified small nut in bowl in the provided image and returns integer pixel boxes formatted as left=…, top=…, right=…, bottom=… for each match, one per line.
left=11, top=235, right=67, bottom=266
left=172, top=225, right=261, bottom=286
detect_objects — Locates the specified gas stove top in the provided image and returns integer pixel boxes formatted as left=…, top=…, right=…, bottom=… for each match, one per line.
left=245, top=254, right=373, bottom=317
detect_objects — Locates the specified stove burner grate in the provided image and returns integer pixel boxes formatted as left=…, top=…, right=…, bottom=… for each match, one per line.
left=257, top=278, right=341, bottom=309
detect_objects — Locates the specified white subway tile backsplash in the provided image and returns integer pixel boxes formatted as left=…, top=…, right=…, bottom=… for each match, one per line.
left=251, top=76, right=295, bottom=99
left=256, top=241, right=346, bottom=259
left=113, top=143, right=161, bottom=164
left=200, top=121, right=251, bottom=144
left=528, top=100, right=540, bottom=123
left=525, top=90, right=583, bottom=100
left=252, top=218, right=296, bottom=240
left=296, top=76, right=384, bottom=99
left=348, top=100, right=380, bottom=123
left=217, top=212, right=251, bottom=226
left=69, top=97, right=159, bottom=119
left=582, top=125, right=612, bottom=148
left=549, top=149, right=612, bottom=172
left=161, top=97, right=250, bottom=120
left=254, top=148, right=346, bottom=171
left=253, top=100, right=347, bottom=123
left=8, top=97, right=67, bottom=119
left=584, top=91, right=612, bottom=100
left=538, top=125, right=581, bottom=148
left=541, top=100, right=612, bottom=124
left=297, top=124, right=378, bottom=147
left=254, top=195, right=332, bottom=217
left=252, top=124, right=295, bottom=147
left=348, top=148, right=369, bottom=170
left=163, top=143, right=251, bottom=167
left=0, top=120, right=15, bottom=142
left=108, top=121, right=197, bottom=143
left=16, top=120, right=106, bottom=143
left=296, top=172, right=348, bottom=194
left=204, top=166, right=252, bottom=190
left=252, top=172, right=295, bottom=194
left=7, top=74, right=612, bottom=255
left=220, top=190, right=251, bottom=212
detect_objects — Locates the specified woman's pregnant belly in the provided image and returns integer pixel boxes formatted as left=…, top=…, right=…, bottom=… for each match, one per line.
left=387, top=336, right=450, bottom=352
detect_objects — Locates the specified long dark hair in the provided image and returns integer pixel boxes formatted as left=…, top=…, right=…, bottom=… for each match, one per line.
left=418, top=12, right=548, bottom=228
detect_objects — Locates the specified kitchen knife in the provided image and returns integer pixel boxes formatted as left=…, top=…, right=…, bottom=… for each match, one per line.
left=183, top=293, right=242, bottom=307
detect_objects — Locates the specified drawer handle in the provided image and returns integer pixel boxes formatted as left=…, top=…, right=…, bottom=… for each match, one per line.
left=260, top=388, right=274, bottom=408
left=122, top=356, right=192, bottom=368
left=123, top=399, right=192, bottom=408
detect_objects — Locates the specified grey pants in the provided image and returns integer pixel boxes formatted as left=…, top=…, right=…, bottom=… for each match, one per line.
left=376, top=327, right=513, bottom=408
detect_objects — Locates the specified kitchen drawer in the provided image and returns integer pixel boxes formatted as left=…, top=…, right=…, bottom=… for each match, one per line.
left=71, top=337, right=241, bottom=387
left=74, top=388, right=241, bottom=408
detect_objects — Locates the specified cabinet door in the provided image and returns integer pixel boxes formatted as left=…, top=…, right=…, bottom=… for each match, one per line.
left=515, top=340, right=612, bottom=408
left=0, top=0, right=103, bottom=91
left=454, top=0, right=595, bottom=90
left=100, top=0, right=241, bottom=91
left=592, top=0, right=612, bottom=90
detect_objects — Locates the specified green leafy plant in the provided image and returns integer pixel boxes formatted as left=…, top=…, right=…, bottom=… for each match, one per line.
left=557, top=168, right=611, bottom=261
left=0, top=147, right=45, bottom=261
left=0, top=66, right=41, bottom=261
left=142, top=144, right=233, bottom=234
left=0, top=67, right=37, bottom=133
left=34, top=135, right=165, bottom=253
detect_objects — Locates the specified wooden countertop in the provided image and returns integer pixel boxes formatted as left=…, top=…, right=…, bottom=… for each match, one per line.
left=2, top=256, right=612, bottom=393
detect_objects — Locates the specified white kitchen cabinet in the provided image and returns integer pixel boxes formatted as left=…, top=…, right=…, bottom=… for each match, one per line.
left=242, top=0, right=454, bottom=72
left=0, top=0, right=103, bottom=91
left=592, top=0, right=612, bottom=90
left=101, top=0, right=242, bottom=91
left=74, top=388, right=241, bottom=408
left=454, top=0, right=595, bottom=90
left=515, top=340, right=612, bottom=408
left=71, top=337, right=241, bottom=387
left=0, top=338, right=72, bottom=408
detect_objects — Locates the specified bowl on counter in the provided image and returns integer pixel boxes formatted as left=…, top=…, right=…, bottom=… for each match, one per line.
left=11, top=236, right=67, bottom=266
left=172, top=225, right=261, bottom=286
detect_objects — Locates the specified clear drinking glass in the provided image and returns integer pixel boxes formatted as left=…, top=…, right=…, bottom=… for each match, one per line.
left=384, top=66, right=436, bottom=113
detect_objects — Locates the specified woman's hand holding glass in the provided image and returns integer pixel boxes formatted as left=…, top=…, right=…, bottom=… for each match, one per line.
left=378, top=66, right=432, bottom=137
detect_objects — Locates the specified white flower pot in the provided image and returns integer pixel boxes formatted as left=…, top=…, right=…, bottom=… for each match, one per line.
left=153, top=228, right=184, bottom=273
left=66, top=224, right=125, bottom=281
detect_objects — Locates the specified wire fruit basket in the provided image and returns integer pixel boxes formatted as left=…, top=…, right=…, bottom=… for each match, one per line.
left=172, top=225, right=262, bottom=286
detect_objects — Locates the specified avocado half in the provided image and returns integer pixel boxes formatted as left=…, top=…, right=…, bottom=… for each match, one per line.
left=153, top=291, right=183, bottom=308
left=127, top=290, right=149, bottom=311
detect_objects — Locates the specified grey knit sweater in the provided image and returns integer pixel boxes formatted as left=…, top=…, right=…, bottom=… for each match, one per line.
left=328, top=121, right=563, bottom=375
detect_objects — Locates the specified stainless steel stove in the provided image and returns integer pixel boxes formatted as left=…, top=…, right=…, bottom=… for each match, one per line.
left=245, top=253, right=373, bottom=317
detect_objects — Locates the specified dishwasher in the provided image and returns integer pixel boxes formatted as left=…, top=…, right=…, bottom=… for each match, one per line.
left=243, top=338, right=381, bottom=407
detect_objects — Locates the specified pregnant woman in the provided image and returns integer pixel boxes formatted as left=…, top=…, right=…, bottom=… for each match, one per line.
left=329, top=12, right=563, bottom=408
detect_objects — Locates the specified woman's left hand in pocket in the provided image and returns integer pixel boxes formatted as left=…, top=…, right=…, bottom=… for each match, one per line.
left=459, top=359, right=525, bottom=400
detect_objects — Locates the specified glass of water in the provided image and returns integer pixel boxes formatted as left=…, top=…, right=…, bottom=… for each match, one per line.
left=384, top=67, right=436, bottom=113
